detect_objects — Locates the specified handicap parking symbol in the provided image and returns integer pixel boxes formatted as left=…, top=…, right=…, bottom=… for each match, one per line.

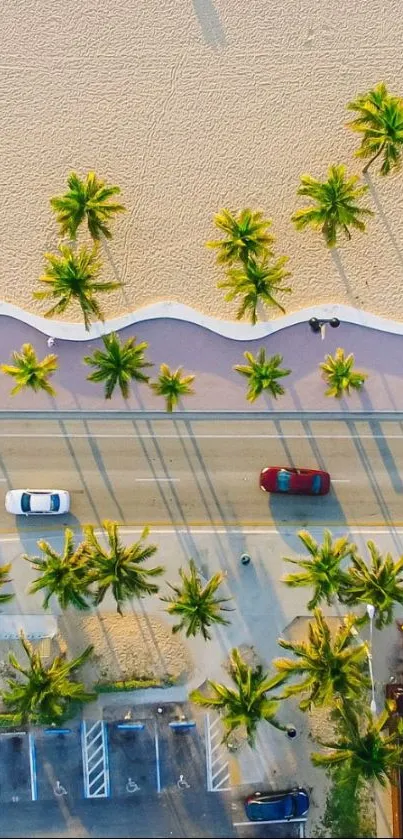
left=53, top=780, right=68, bottom=797
left=126, top=777, right=140, bottom=793
left=177, top=774, right=190, bottom=790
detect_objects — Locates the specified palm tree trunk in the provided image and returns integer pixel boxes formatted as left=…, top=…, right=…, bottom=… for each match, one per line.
left=362, top=143, right=386, bottom=174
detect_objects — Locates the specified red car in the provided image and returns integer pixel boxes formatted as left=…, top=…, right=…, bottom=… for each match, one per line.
left=260, top=466, right=330, bottom=496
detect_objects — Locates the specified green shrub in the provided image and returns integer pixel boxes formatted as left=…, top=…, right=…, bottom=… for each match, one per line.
left=0, top=713, right=22, bottom=729
left=94, top=675, right=176, bottom=694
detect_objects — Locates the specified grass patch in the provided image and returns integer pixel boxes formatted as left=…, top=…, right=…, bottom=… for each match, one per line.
left=0, top=713, right=22, bottom=729
left=95, top=675, right=176, bottom=694
left=314, top=764, right=376, bottom=838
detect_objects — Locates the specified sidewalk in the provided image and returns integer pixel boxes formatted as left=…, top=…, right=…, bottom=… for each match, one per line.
left=0, top=314, right=402, bottom=412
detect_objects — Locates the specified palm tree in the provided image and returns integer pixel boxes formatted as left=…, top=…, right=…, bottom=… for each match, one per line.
left=234, top=350, right=291, bottom=402
left=0, top=562, right=14, bottom=605
left=83, top=521, right=164, bottom=615
left=206, top=208, right=274, bottom=266
left=347, top=82, right=403, bottom=175
left=1, top=344, right=58, bottom=396
left=291, top=164, right=373, bottom=247
left=34, top=244, right=121, bottom=331
left=1, top=634, right=95, bottom=725
left=340, top=541, right=403, bottom=629
left=311, top=701, right=403, bottom=789
left=50, top=171, right=125, bottom=240
left=160, top=559, right=233, bottom=640
left=274, top=610, right=370, bottom=712
left=150, top=364, right=195, bottom=412
left=320, top=348, right=367, bottom=398
left=83, top=332, right=153, bottom=399
left=218, top=254, right=292, bottom=324
left=190, top=647, right=287, bottom=747
left=282, top=529, right=356, bottom=610
left=24, top=529, right=92, bottom=611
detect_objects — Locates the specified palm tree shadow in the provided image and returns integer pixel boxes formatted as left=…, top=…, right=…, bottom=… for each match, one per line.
left=191, top=0, right=226, bottom=47
left=101, top=238, right=133, bottom=312
left=92, top=608, right=126, bottom=680
left=331, top=248, right=360, bottom=304
left=125, top=389, right=200, bottom=561
left=364, top=172, right=403, bottom=269
left=345, top=417, right=403, bottom=554
left=76, top=408, right=126, bottom=522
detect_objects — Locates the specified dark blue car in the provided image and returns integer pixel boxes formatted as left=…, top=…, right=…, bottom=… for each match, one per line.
left=245, top=788, right=309, bottom=822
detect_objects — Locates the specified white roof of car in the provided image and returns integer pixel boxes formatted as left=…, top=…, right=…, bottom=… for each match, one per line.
left=30, top=493, right=51, bottom=512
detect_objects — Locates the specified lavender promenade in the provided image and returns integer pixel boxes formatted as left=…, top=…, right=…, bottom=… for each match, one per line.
left=0, top=314, right=401, bottom=413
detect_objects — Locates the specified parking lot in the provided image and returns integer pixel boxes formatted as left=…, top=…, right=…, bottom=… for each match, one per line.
left=0, top=706, right=306, bottom=839
left=107, top=719, right=158, bottom=796
left=34, top=724, right=83, bottom=801
left=0, top=703, right=211, bottom=803
left=0, top=732, right=33, bottom=804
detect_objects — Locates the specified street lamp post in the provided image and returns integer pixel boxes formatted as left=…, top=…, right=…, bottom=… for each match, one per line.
left=366, top=604, right=377, bottom=714
left=308, top=317, right=341, bottom=340
left=350, top=603, right=377, bottom=714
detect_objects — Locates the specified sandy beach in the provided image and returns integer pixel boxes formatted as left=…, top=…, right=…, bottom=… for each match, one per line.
left=1, top=0, right=403, bottom=324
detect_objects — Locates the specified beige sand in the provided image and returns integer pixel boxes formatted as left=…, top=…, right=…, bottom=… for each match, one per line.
left=1, top=1, right=403, bottom=324
left=0, top=613, right=193, bottom=702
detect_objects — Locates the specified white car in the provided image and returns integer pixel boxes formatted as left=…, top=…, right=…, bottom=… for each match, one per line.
left=5, top=489, right=70, bottom=516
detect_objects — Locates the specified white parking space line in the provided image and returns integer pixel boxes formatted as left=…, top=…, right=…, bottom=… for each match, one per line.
left=233, top=819, right=308, bottom=827
left=28, top=732, right=38, bottom=801
left=154, top=722, right=161, bottom=793
left=205, top=714, right=230, bottom=792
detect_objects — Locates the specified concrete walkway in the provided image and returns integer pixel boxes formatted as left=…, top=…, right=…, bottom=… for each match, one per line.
left=0, top=314, right=402, bottom=412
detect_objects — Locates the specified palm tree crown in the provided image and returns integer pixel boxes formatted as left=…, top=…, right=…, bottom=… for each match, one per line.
left=0, top=562, right=14, bottom=605
left=1, top=634, right=95, bottom=725
left=24, top=529, right=92, bottom=611
left=206, top=208, right=274, bottom=265
left=83, top=521, right=164, bottom=615
left=282, top=529, right=356, bottom=610
left=161, top=559, right=233, bottom=640
left=150, top=364, right=195, bottom=412
left=320, top=348, right=367, bottom=398
left=218, top=254, right=292, bottom=324
left=50, top=171, right=125, bottom=240
left=190, top=647, right=286, bottom=747
left=341, top=541, right=403, bottom=629
left=291, top=164, right=373, bottom=248
left=234, top=350, right=291, bottom=402
left=35, top=244, right=121, bottom=331
left=347, top=82, right=403, bottom=175
left=1, top=343, right=58, bottom=396
left=311, top=702, right=403, bottom=788
left=274, top=610, right=370, bottom=712
left=84, top=333, right=153, bottom=399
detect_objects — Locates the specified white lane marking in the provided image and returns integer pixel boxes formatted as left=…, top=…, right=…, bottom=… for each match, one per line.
left=0, top=433, right=403, bottom=440
left=0, top=479, right=7, bottom=482
left=135, top=478, right=180, bottom=482
left=331, top=479, right=351, bottom=483
left=1, top=527, right=403, bottom=543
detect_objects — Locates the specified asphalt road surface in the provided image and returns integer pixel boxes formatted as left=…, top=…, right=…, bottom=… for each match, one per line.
left=0, top=416, right=402, bottom=532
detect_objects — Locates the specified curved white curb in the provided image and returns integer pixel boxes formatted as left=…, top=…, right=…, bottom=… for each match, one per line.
left=0, top=300, right=403, bottom=342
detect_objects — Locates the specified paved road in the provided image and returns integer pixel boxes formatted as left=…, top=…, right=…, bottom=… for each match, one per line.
left=0, top=417, right=403, bottom=532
